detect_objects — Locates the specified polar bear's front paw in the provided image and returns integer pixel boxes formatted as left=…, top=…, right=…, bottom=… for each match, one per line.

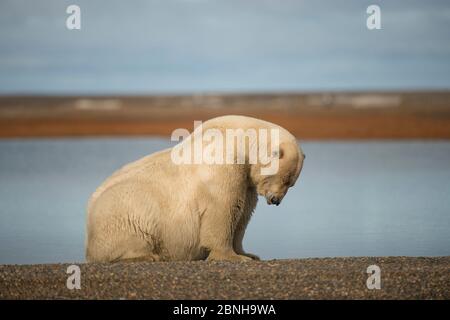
left=207, top=251, right=253, bottom=262
left=242, top=253, right=260, bottom=260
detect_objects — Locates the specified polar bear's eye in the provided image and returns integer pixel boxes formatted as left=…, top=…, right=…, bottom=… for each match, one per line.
left=272, top=148, right=284, bottom=159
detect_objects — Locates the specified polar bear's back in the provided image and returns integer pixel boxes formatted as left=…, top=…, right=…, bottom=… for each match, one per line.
left=87, top=148, right=172, bottom=214
left=201, top=115, right=297, bottom=143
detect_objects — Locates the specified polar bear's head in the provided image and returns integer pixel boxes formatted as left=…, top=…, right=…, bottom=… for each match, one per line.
left=250, top=140, right=305, bottom=206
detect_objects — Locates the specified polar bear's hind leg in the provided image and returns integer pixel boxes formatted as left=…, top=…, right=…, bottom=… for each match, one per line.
left=108, top=234, right=162, bottom=262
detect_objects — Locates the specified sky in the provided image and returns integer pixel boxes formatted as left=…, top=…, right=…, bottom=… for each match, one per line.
left=0, top=0, right=450, bottom=94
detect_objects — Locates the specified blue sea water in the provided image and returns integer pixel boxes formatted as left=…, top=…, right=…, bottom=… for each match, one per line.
left=0, top=138, right=449, bottom=264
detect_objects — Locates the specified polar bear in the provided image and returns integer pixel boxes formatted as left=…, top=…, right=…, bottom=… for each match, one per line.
left=86, top=115, right=305, bottom=262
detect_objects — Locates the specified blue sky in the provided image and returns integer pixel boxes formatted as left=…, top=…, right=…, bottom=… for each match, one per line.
left=0, top=0, right=450, bottom=94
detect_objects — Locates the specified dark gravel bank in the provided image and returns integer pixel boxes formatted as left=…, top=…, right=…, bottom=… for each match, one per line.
left=0, top=257, right=448, bottom=299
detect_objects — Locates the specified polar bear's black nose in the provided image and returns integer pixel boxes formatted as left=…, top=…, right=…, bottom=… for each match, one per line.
left=269, top=196, right=281, bottom=206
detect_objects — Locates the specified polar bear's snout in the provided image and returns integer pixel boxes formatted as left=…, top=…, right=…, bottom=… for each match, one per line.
left=259, top=177, right=291, bottom=206
left=268, top=195, right=281, bottom=206
left=266, top=192, right=283, bottom=206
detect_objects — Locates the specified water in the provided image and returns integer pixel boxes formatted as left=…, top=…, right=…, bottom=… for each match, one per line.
left=0, top=138, right=449, bottom=264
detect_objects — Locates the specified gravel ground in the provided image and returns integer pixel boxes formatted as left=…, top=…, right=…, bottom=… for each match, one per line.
left=0, top=257, right=449, bottom=299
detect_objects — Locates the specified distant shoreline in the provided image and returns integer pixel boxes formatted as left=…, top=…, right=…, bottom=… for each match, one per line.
left=1, top=91, right=450, bottom=139
left=1, top=257, right=448, bottom=299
